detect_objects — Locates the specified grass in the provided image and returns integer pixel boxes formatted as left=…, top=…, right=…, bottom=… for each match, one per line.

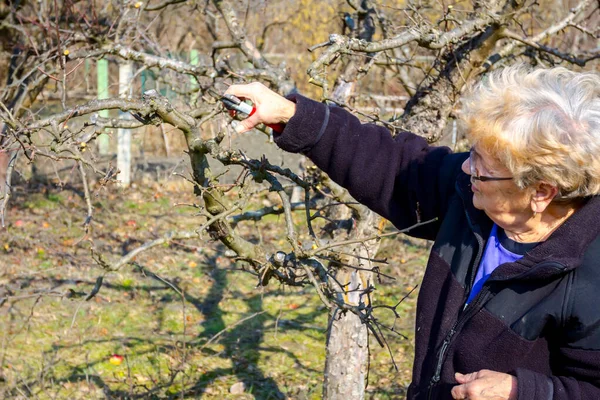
left=0, top=177, right=429, bottom=399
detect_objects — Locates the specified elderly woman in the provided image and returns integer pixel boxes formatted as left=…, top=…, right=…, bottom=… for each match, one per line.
left=225, top=65, right=600, bottom=400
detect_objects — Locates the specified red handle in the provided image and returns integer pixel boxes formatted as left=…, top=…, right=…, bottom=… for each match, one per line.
left=248, top=106, right=284, bottom=134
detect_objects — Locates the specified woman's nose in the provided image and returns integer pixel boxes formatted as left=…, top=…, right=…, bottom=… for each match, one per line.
left=461, top=157, right=471, bottom=175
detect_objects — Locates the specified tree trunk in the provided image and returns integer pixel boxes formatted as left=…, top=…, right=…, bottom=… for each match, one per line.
left=324, top=309, right=369, bottom=399
left=323, top=205, right=381, bottom=400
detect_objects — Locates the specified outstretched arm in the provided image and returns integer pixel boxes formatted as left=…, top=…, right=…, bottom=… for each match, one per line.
left=225, top=83, right=465, bottom=240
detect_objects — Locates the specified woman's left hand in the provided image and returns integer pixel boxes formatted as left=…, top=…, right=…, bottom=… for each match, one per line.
left=451, top=370, right=518, bottom=400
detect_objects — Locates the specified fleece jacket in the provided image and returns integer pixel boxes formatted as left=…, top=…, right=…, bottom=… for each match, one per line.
left=273, top=94, right=600, bottom=400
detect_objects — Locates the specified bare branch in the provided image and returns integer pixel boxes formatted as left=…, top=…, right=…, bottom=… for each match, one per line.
left=144, top=0, right=188, bottom=11
left=567, top=22, right=599, bottom=38
left=26, top=98, right=148, bottom=130
left=300, top=262, right=334, bottom=309
left=230, top=201, right=307, bottom=225
left=212, top=0, right=295, bottom=94
left=77, top=160, right=93, bottom=230
left=69, top=45, right=216, bottom=78
left=324, top=96, right=397, bottom=133
left=112, top=230, right=200, bottom=270
left=489, top=0, right=594, bottom=67
left=90, top=115, right=146, bottom=129
left=198, top=311, right=268, bottom=349
left=213, top=0, right=269, bottom=70
left=266, top=173, right=303, bottom=255
left=306, top=218, right=438, bottom=257
left=501, top=29, right=599, bottom=66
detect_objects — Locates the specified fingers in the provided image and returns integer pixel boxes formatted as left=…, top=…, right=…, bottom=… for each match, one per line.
left=224, top=83, right=265, bottom=133
left=234, top=113, right=261, bottom=134
left=452, top=371, right=482, bottom=399
left=455, top=372, right=467, bottom=384
left=451, top=370, right=517, bottom=400
left=223, top=82, right=296, bottom=132
left=451, top=383, right=468, bottom=399
left=455, top=371, right=480, bottom=384
left=452, top=372, right=471, bottom=399
left=224, top=82, right=267, bottom=103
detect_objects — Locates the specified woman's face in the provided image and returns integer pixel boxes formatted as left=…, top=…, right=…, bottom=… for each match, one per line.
left=461, top=147, right=533, bottom=228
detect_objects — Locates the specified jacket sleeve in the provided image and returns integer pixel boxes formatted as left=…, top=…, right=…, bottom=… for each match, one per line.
left=515, top=348, right=600, bottom=399
left=273, top=94, right=466, bottom=240
left=515, top=291, right=600, bottom=400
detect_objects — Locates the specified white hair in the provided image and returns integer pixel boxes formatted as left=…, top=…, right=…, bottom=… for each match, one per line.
left=461, top=64, right=600, bottom=200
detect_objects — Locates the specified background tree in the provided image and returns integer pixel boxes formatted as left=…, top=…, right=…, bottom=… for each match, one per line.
left=0, top=0, right=598, bottom=399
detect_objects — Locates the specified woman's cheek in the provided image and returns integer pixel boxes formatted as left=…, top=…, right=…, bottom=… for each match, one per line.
left=472, top=192, right=484, bottom=210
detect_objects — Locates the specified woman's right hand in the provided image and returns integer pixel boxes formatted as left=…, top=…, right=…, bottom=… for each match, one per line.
left=224, top=82, right=296, bottom=133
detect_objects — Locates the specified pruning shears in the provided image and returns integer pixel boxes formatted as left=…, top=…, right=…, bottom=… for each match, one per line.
left=220, top=94, right=284, bottom=134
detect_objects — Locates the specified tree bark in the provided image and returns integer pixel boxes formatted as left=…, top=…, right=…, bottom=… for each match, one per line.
left=324, top=309, right=369, bottom=399
left=323, top=205, right=381, bottom=400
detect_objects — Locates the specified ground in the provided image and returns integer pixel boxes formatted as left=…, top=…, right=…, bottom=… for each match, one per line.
left=0, top=175, right=429, bottom=399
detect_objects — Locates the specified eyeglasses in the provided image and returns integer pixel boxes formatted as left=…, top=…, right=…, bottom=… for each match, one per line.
left=469, top=148, right=513, bottom=182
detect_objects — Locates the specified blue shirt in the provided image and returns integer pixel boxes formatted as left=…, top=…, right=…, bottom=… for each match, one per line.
left=466, top=224, right=538, bottom=304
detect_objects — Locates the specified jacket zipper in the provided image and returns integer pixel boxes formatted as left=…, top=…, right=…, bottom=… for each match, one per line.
left=428, top=203, right=486, bottom=400
left=427, top=287, right=492, bottom=399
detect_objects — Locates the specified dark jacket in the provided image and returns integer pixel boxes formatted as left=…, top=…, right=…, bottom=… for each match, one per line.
left=274, top=94, right=600, bottom=400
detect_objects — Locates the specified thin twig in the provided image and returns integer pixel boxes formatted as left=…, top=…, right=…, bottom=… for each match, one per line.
left=77, top=160, right=93, bottom=229
left=198, top=311, right=267, bottom=349
left=306, top=218, right=437, bottom=257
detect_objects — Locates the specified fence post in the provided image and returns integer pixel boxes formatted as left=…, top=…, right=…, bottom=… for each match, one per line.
left=96, top=59, right=110, bottom=155
left=117, top=62, right=134, bottom=186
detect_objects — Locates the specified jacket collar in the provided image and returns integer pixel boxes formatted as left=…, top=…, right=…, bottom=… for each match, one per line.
left=456, top=172, right=600, bottom=281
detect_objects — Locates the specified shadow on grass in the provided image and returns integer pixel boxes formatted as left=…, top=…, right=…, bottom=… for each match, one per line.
left=175, top=254, right=286, bottom=399
left=2, top=239, right=333, bottom=399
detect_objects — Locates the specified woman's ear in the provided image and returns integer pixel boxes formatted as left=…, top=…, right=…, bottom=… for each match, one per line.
left=530, top=182, right=559, bottom=213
